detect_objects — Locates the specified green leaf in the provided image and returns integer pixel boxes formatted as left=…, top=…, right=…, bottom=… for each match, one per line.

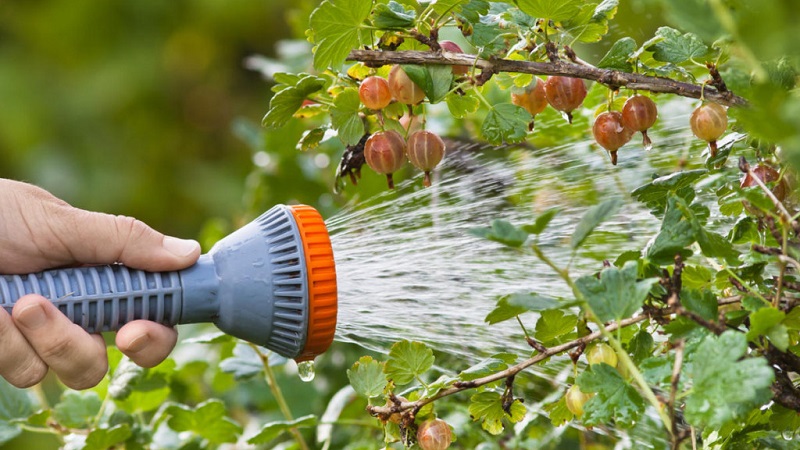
left=469, top=219, right=528, bottom=247
left=543, top=395, right=573, bottom=426
left=247, top=415, right=317, bottom=445
left=114, top=360, right=175, bottom=413
left=647, top=26, right=708, bottom=64
left=681, top=264, right=713, bottom=290
left=644, top=196, right=696, bottom=264
left=684, top=331, right=774, bottom=428
left=373, top=1, right=416, bottom=29
left=262, top=74, right=327, bottom=129
left=401, top=64, right=453, bottom=104
left=0, top=379, right=33, bottom=445
left=83, top=425, right=132, bottom=450
left=459, top=353, right=518, bottom=381
left=297, top=126, right=329, bottom=151
left=445, top=90, right=480, bottom=119
left=485, top=293, right=559, bottom=324
left=384, top=340, right=435, bottom=385
left=53, top=391, right=103, bottom=429
left=681, top=289, right=718, bottom=321
left=534, top=309, right=578, bottom=346
left=309, top=0, right=372, bottom=71
left=631, top=169, right=707, bottom=212
left=570, top=198, right=623, bottom=249
left=330, top=88, right=366, bottom=146
left=576, top=261, right=657, bottom=323
left=577, top=363, right=645, bottom=427
left=219, top=343, right=270, bottom=380
left=597, top=37, right=636, bottom=71
left=108, top=357, right=145, bottom=401
left=747, top=307, right=789, bottom=352
left=347, top=356, right=387, bottom=398
left=627, top=329, right=654, bottom=364
left=481, top=103, right=532, bottom=144
left=514, top=0, right=583, bottom=21
left=166, top=400, right=243, bottom=444
left=468, top=391, right=526, bottom=435
left=182, top=331, right=233, bottom=344
left=521, top=208, right=560, bottom=235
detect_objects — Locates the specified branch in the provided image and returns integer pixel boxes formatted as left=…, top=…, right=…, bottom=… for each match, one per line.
left=346, top=50, right=748, bottom=108
left=368, top=306, right=668, bottom=416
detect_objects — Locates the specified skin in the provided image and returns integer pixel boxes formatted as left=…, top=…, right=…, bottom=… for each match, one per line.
left=0, top=179, right=201, bottom=389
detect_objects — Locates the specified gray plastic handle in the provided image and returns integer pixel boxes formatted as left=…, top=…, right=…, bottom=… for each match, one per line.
left=0, top=266, right=183, bottom=333
left=0, top=204, right=314, bottom=359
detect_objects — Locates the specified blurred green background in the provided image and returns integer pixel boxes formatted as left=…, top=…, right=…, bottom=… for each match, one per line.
left=0, top=0, right=322, bottom=239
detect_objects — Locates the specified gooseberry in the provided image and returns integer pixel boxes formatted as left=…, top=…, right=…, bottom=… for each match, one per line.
left=388, top=65, right=426, bottom=105
left=586, top=342, right=619, bottom=367
left=364, top=130, right=407, bottom=189
left=565, top=385, right=593, bottom=418
left=592, top=111, right=634, bottom=165
left=690, top=102, right=727, bottom=157
left=416, top=418, right=452, bottom=450
left=407, top=130, right=446, bottom=187
left=544, top=76, right=587, bottom=123
left=439, top=40, right=469, bottom=75
left=740, top=163, right=789, bottom=214
left=621, top=95, right=658, bottom=150
left=358, top=76, right=392, bottom=110
left=511, top=78, right=548, bottom=129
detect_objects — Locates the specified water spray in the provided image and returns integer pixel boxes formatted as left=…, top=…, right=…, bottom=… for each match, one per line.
left=0, top=205, right=338, bottom=362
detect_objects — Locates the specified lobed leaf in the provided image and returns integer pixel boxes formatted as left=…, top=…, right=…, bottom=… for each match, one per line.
left=468, top=391, right=526, bottom=435
left=309, top=0, right=372, bottom=71
left=575, top=261, right=657, bottom=323
left=384, top=340, right=435, bottom=385
left=481, top=103, right=532, bottom=144
left=684, top=331, right=774, bottom=429
left=577, top=363, right=644, bottom=427
left=647, top=26, right=708, bottom=64
left=166, top=400, right=243, bottom=444
left=347, top=356, right=387, bottom=398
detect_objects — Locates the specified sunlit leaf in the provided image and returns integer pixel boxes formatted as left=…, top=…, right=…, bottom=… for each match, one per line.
left=309, top=0, right=372, bottom=70
left=468, top=391, right=526, bottom=435
left=575, top=261, right=658, bottom=323
left=166, top=400, right=243, bottom=444
left=384, top=340, right=435, bottom=385
left=347, top=356, right=387, bottom=398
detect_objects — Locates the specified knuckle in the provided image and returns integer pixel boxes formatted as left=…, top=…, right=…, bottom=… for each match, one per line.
left=6, top=358, right=47, bottom=388
left=36, top=335, right=76, bottom=362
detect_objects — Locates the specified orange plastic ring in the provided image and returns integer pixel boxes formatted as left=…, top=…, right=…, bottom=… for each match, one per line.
left=289, top=205, right=338, bottom=361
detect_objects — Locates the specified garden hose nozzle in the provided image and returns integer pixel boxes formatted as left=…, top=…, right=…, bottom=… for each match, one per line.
left=0, top=205, right=338, bottom=361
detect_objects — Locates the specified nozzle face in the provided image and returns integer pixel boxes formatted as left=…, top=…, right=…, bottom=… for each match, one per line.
left=194, top=204, right=337, bottom=361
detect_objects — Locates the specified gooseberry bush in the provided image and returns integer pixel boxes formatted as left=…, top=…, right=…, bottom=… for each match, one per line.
left=264, top=0, right=799, bottom=449
left=3, top=1, right=798, bottom=450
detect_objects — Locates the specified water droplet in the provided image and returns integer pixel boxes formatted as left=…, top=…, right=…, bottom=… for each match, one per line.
left=643, top=142, right=653, bottom=152
left=297, top=360, right=315, bottom=382
left=782, top=430, right=795, bottom=440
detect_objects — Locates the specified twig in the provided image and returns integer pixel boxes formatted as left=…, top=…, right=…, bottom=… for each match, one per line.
left=346, top=50, right=748, bottom=107
left=368, top=306, right=672, bottom=415
left=738, top=157, right=793, bottom=223
left=669, top=340, right=685, bottom=450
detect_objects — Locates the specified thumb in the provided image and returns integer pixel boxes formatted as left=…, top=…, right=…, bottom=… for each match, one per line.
left=51, top=206, right=201, bottom=272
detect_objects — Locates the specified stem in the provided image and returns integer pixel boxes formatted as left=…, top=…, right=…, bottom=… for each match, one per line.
left=249, top=344, right=309, bottom=450
left=346, top=50, right=747, bottom=107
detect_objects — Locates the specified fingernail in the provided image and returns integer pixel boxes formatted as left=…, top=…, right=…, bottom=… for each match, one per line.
left=163, top=236, right=199, bottom=257
left=16, top=304, right=47, bottom=329
left=126, top=333, right=150, bottom=353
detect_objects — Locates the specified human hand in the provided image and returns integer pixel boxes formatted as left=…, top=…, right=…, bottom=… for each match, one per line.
left=0, top=179, right=201, bottom=389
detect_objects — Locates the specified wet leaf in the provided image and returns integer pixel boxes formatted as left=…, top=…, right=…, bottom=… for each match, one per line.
left=247, top=415, right=317, bottom=445
left=459, top=353, right=517, bottom=381
left=468, top=391, right=526, bottom=435
left=575, top=261, right=658, bottom=323
left=571, top=198, right=623, bottom=249
left=684, top=331, right=774, bottom=428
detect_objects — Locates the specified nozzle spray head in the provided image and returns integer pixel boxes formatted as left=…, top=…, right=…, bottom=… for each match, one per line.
left=0, top=205, right=338, bottom=361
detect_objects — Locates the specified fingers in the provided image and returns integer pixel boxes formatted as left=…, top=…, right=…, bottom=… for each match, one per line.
left=11, top=295, right=108, bottom=390
left=116, top=321, right=178, bottom=368
left=0, top=307, right=47, bottom=388
left=50, top=207, right=201, bottom=272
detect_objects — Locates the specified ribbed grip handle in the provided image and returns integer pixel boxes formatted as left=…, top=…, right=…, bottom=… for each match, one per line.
left=0, top=266, right=183, bottom=333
